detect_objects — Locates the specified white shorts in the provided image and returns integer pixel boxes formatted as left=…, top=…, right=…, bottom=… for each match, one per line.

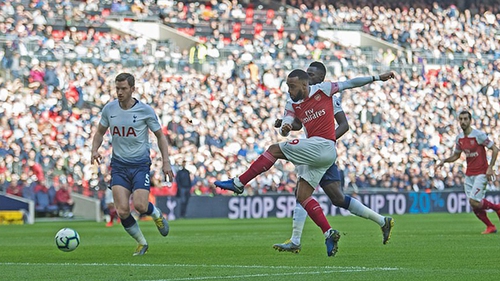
left=464, top=174, right=487, bottom=202
left=278, top=136, right=336, bottom=189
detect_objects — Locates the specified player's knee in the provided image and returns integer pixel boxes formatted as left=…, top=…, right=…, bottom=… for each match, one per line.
left=115, top=208, right=130, bottom=219
left=330, top=197, right=344, bottom=207
left=134, top=202, right=148, bottom=214
left=469, top=199, right=481, bottom=208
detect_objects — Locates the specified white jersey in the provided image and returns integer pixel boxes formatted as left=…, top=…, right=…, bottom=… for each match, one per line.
left=99, top=99, right=161, bottom=166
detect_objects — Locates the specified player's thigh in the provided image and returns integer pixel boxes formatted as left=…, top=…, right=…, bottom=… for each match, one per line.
left=132, top=189, right=150, bottom=212
left=130, top=166, right=152, bottom=212
left=279, top=137, right=336, bottom=167
left=110, top=167, right=133, bottom=212
left=466, top=175, right=487, bottom=202
left=296, top=178, right=315, bottom=202
left=323, top=182, right=345, bottom=206
left=112, top=185, right=132, bottom=213
left=320, top=164, right=343, bottom=201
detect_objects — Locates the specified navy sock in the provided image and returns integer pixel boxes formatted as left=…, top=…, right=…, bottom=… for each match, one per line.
left=121, top=215, right=136, bottom=228
left=340, top=195, right=352, bottom=209
left=143, top=202, right=154, bottom=216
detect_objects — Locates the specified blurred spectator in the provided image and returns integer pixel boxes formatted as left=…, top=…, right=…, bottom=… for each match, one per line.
left=55, top=180, right=75, bottom=218
left=175, top=160, right=193, bottom=218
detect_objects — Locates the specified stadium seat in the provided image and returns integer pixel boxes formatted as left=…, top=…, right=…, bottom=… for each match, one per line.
left=35, top=190, right=59, bottom=216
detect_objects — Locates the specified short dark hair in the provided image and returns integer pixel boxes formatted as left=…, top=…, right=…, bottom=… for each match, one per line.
left=459, top=110, right=471, bottom=119
left=288, top=69, right=309, bottom=80
left=309, top=61, right=326, bottom=74
left=115, top=73, right=135, bottom=87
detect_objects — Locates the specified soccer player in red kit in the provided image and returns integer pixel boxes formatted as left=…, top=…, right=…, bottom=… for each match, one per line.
left=437, top=110, right=500, bottom=234
left=216, top=69, right=395, bottom=256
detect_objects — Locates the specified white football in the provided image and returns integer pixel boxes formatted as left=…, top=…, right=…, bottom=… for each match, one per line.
left=55, top=228, right=80, bottom=252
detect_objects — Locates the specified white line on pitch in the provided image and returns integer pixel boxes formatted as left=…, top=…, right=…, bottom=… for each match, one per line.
left=0, top=262, right=399, bottom=271
left=143, top=268, right=398, bottom=281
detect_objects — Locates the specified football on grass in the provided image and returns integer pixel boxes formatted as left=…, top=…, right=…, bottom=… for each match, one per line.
left=55, top=228, right=80, bottom=252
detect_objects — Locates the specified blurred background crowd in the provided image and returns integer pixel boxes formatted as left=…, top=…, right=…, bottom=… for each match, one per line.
left=1, top=0, right=500, bottom=204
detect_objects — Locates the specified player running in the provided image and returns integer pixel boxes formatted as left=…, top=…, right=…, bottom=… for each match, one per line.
left=91, top=73, right=174, bottom=256
left=436, top=110, right=500, bottom=234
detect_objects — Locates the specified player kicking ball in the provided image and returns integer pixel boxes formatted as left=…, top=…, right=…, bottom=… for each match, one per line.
left=272, top=62, right=393, bottom=254
left=216, top=68, right=395, bottom=256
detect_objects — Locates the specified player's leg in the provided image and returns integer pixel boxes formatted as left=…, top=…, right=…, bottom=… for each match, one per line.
left=296, top=178, right=340, bottom=257
left=132, top=167, right=169, bottom=237
left=273, top=197, right=306, bottom=253
left=215, top=143, right=284, bottom=193
left=112, top=184, right=149, bottom=255
left=321, top=166, right=393, bottom=244
left=466, top=175, right=496, bottom=234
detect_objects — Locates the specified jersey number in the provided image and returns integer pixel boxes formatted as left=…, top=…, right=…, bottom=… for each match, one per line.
left=144, top=174, right=150, bottom=187
left=288, top=139, right=300, bottom=145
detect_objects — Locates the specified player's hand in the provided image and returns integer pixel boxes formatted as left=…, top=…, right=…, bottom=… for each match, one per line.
left=163, top=162, right=175, bottom=182
left=486, top=167, right=495, bottom=181
left=91, top=151, right=102, bottom=164
left=274, top=119, right=283, bottom=128
left=280, top=123, right=292, bottom=136
left=379, top=72, right=395, bottom=81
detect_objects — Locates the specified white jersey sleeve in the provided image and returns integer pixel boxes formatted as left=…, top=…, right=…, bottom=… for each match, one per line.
left=100, top=104, right=110, bottom=128
left=281, top=96, right=295, bottom=125
left=309, top=81, right=340, bottom=97
left=145, top=106, right=162, bottom=132
left=475, top=130, right=493, bottom=148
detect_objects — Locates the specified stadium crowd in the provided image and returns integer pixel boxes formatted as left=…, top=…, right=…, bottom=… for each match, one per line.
left=1, top=0, right=500, bottom=204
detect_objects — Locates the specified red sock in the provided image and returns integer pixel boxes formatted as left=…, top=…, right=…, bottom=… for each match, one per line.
left=110, top=208, right=117, bottom=222
left=481, top=199, right=500, bottom=211
left=473, top=208, right=495, bottom=227
left=301, top=197, right=331, bottom=233
left=239, top=151, right=277, bottom=185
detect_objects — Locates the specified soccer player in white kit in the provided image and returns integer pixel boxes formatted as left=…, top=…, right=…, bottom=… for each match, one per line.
left=91, top=73, right=175, bottom=256
left=216, top=69, right=395, bottom=256
left=436, top=110, right=500, bottom=234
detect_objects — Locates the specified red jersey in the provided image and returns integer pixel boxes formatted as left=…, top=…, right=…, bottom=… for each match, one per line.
left=455, top=129, right=493, bottom=176
left=283, top=82, right=340, bottom=141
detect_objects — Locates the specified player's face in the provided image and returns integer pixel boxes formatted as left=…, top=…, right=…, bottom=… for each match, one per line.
left=306, top=66, right=324, bottom=85
left=458, top=113, right=471, bottom=131
left=115, top=80, right=134, bottom=102
left=286, top=77, right=308, bottom=102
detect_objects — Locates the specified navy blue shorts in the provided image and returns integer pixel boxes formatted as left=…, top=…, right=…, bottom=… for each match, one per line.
left=110, top=165, right=151, bottom=191
left=319, top=163, right=341, bottom=187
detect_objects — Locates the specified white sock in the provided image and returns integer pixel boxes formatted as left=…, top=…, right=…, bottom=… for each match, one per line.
left=290, top=203, right=307, bottom=245
left=234, top=177, right=243, bottom=187
left=348, top=197, right=385, bottom=226
left=125, top=222, right=147, bottom=245
left=151, top=206, right=161, bottom=220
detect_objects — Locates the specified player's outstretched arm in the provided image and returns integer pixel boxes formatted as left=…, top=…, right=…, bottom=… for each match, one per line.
left=91, top=124, right=108, bottom=164
left=154, top=129, right=174, bottom=182
left=339, top=71, right=395, bottom=91
left=436, top=151, right=462, bottom=168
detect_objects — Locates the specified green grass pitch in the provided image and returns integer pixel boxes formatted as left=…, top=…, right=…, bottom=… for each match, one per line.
left=0, top=212, right=498, bottom=281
